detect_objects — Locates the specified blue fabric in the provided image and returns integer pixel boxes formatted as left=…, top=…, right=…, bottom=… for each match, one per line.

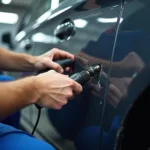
left=0, top=123, right=55, bottom=150
left=0, top=75, right=14, bottom=81
left=0, top=75, right=20, bottom=128
left=0, top=75, right=55, bottom=150
left=75, top=116, right=120, bottom=150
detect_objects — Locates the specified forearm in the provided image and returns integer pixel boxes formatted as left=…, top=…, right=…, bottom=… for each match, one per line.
left=0, top=48, right=36, bottom=72
left=0, top=76, right=39, bottom=117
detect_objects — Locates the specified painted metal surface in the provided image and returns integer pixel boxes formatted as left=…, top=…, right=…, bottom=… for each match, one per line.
left=12, top=0, right=150, bottom=149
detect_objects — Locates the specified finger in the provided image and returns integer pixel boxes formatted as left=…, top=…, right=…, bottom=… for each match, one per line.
left=52, top=48, right=74, bottom=60
left=108, top=92, right=120, bottom=107
left=46, top=61, right=64, bottom=73
left=52, top=102, right=63, bottom=110
left=58, top=89, right=73, bottom=101
left=107, top=84, right=122, bottom=107
left=47, top=70, right=56, bottom=74
left=72, top=80, right=83, bottom=95
left=90, top=83, right=103, bottom=92
left=108, top=98, right=117, bottom=108
left=109, top=84, right=122, bottom=100
left=91, top=91, right=103, bottom=99
left=107, top=89, right=121, bottom=108
left=50, top=97, right=67, bottom=110
left=57, top=99, right=68, bottom=106
left=123, top=77, right=132, bottom=86
left=122, top=90, right=128, bottom=98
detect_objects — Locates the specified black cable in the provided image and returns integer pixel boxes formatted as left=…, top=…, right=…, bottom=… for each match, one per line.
left=31, top=108, right=41, bottom=135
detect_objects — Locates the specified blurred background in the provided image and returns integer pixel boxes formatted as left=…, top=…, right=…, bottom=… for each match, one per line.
left=0, top=0, right=31, bottom=46
left=0, top=1, right=76, bottom=150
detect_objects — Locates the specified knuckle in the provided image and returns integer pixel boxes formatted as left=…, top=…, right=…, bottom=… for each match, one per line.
left=79, top=85, right=83, bottom=92
left=49, top=70, right=56, bottom=73
left=53, top=102, right=62, bottom=110
left=110, top=87, right=116, bottom=94
left=76, top=83, right=83, bottom=92
left=130, top=51, right=135, bottom=55
left=60, top=101, right=67, bottom=106
left=55, top=105, right=62, bottom=110
left=66, top=91, right=73, bottom=98
left=69, top=80, right=74, bottom=86
left=55, top=64, right=61, bottom=70
left=52, top=48, right=58, bottom=52
left=64, top=100, right=68, bottom=105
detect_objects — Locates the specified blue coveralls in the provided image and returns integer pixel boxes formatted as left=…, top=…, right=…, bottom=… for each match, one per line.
left=0, top=75, right=55, bottom=150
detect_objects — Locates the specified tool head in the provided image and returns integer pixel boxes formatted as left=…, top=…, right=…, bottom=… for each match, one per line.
left=88, top=64, right=102, bottom=76
left=93, top=64, right=102, bottom=73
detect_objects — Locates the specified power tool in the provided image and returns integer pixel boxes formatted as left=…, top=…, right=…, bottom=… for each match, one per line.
left=32, top=58, right=102, bottom=135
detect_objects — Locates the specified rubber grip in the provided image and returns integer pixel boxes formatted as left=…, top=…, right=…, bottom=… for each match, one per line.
left=38, top=58, right=73, bottom=74
left=70, top=71, right=90, bottom=85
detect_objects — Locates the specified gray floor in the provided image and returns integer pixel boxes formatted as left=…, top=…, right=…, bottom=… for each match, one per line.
left=20, top=106, right=76, bottom=150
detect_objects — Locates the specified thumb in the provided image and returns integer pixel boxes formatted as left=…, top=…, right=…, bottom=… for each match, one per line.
left=48, top=61, right=64, bottom=73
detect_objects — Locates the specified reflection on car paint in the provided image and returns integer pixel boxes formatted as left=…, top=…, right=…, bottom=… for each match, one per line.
left=11, top=0, right=150, bottom=149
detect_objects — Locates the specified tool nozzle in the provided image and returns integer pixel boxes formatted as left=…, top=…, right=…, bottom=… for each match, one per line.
left=93, top=65, right=102, bottom=73
left=88, top=64, right=102, bottom=76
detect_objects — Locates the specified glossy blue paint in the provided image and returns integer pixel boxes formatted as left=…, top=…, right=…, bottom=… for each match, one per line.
left=6, top=0, right=150, bottom=149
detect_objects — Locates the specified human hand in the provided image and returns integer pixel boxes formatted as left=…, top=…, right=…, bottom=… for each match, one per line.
left=89, top=72, right=132, bottom=108
left=120, top=52, right=145, bottom=73
left=34, top=48, right=74, bottom=73
left=34, top=70, right=82, bottom=110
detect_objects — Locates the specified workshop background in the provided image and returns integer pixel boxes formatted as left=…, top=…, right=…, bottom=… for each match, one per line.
left=0, top=0, right=76, bottom=150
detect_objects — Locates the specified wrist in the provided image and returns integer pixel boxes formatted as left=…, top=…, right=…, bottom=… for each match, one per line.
left=31, top=56, right=43, bottom=72
left=31, top=76, right=41, bottom=103
left=23, top=76, right=40, bottom=104
left=27, top=55, right=37, bottom=71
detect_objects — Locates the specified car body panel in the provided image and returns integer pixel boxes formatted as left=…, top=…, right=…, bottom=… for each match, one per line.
left=8, top=0, right=150, bottom=149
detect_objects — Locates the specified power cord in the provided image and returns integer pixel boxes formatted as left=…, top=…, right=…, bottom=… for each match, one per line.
left=31, top=59, right=73, bottom=135
left=31, top=64, right=101, bottom=136
left=31, top=108, right=42, bottom=135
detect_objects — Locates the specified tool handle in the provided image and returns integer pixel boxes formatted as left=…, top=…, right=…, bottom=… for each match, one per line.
left=35, top=58, right=73, bottom=109
left=70, top=71, right=90, bottom=85
left=38, top=58, right=73, bottom=74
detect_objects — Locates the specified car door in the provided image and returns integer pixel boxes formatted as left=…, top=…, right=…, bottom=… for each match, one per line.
left=13, top=0, right=150, bottom=150
left=113, top=0, right=150, bottom=149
